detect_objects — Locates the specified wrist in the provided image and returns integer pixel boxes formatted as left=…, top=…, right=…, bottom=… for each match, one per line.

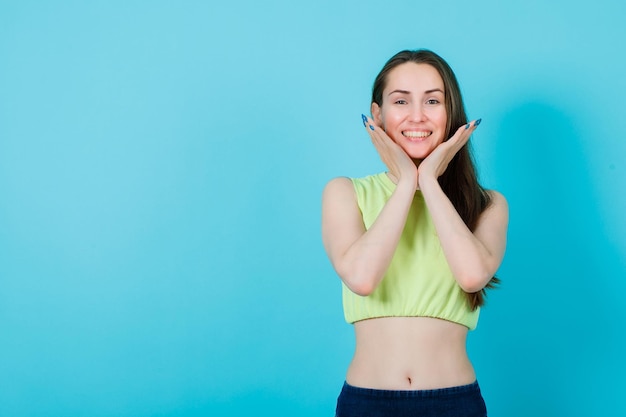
left=386, top=171, right=418, bottom=189
left=393, top=176, right=418, bottom=196
left=418, top=175, right=439, bottom=192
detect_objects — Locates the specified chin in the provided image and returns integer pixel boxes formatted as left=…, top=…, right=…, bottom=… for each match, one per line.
left=410, top=153, right=427, bottom=159
left=402, top=146, right=434, bottom=161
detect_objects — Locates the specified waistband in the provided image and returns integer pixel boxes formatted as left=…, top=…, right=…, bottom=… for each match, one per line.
left=341, top=380, right=481, bottom=399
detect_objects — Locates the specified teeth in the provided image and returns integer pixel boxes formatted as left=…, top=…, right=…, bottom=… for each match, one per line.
left=403, top=131, right=431, bottom=138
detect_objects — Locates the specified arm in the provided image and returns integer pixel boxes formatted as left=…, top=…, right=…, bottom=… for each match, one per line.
left=418, top=121, right=509, bottom=293
left=419, top=180, right=509, bottom=293
left=321, top=176, right=415, bottom=296
left=321, top=116, right=417, bottom=296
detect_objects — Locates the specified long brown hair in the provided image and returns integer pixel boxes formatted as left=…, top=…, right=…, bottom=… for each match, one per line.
left=372, top=49, right=498, bottom=310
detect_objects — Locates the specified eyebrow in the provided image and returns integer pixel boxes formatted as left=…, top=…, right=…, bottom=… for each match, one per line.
left=387, top=88, right=444, bottom=96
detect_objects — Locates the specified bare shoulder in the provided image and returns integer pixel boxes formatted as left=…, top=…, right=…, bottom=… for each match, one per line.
left=324, top=176, right=354, bottom=191
left=474, top=189, right=509, bottom=261
left=321, top=176, right=364, bottom=255
left=322, top=176, right=356, bottom=202
left=486, top=189, right=508, bottom=210
left=481, top=189, right=509, bottom=225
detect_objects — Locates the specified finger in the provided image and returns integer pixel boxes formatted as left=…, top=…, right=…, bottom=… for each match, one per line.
left=361, top=114, right=380, bottom=145
left=361, top=114, right=377, bottom=133
left=450, top=118, right=482, bottom=148
left=457, top=118, right=482, bottom=135
left=362, top=114, right=392, bottom=149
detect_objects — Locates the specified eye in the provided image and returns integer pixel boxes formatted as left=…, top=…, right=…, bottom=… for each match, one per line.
left=394, top=99, right=407, bottom=105
left=426, top=99, right=440, bottom=105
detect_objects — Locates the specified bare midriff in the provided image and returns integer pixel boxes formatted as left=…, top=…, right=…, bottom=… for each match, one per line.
left=347, top=316, right=476, bottom=390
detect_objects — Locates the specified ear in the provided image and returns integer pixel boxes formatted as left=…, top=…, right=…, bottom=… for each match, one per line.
left=371, top=102, right=383, bottom=127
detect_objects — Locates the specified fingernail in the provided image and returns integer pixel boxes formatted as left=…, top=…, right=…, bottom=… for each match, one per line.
left=465, top=123, right=470, bottom=130
left=369, top=124, right=375, bottom=131
left=474, top=118, right=482, bottom=127
left=361, top=114, right=368, bottom=126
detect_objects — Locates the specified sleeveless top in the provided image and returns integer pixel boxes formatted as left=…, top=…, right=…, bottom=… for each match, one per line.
left=341, top=172, right=479, bottom=330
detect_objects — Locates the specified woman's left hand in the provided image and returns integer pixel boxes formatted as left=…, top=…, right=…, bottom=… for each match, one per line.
left=417, top=119, right=480, bottom=186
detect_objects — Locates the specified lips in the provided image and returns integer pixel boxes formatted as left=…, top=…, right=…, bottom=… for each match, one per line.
left=402, top=130, right=432, bottom=139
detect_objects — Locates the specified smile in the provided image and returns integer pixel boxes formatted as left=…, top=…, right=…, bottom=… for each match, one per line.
left=402, top=131, right=432, bottom=138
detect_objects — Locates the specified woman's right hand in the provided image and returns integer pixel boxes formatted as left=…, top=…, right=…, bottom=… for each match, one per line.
left=320, top=116, right=421, bottom=296
left=362, top=114, right=418, bottom=190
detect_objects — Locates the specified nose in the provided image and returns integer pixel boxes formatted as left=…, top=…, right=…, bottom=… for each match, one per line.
left=408, top=103, right=426, bottom=122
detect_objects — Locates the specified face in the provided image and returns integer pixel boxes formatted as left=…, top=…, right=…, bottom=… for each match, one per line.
left=371, top=62, right=447, bottom=161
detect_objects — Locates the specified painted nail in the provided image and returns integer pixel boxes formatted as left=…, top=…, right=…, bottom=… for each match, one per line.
left=369, top=124, right=375, bottom=131
left=465, top=123, right=470, bottom=130
left=474, top=118, right=482, bottom=127
left=361, top=114, right=368, bottom=126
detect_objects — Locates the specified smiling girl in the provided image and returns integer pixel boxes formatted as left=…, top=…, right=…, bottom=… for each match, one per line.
left=322, top=50, right=509, bottom=416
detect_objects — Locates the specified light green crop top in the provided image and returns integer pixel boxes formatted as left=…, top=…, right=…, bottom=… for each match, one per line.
left=342, top=172, right=480, bottom=330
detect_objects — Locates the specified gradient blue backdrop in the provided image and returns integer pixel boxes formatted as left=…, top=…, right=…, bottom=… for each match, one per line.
left=1, top=1, right=625, bottom=416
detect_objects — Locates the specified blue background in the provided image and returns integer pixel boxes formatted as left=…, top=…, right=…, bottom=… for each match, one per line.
left=1, top=1, right=625, bottom=416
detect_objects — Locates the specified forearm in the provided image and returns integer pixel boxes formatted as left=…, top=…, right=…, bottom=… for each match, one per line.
left=337, top=182, right=416, bottom=295
left=418, top=177, right=495, bottom=292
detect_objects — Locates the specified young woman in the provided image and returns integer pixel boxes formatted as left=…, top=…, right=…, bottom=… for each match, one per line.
left=322, top=50, right=509, bottom=416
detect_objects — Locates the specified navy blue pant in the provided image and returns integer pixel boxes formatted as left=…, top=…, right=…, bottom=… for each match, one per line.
left=335, top=381, right=487, bottom=417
